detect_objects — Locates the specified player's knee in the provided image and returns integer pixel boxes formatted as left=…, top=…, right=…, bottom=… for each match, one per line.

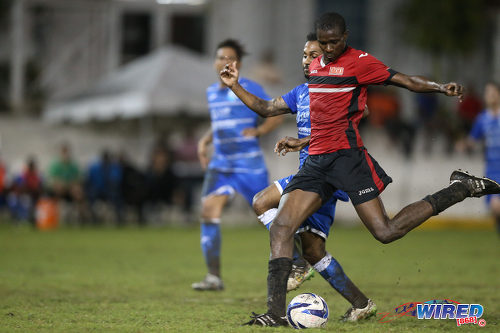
left=252, top=191, right=268, bottom=215
left=201, top=203, right=219, bottom=220
left=372, top=228, right=402, bottom=244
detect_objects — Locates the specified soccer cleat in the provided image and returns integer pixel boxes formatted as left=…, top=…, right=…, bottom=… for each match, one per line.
left=287, top=262, right=315, bottom=292
left=340, top=299, right=377, bottom=322
left=242, top=312, right=289, bottom=327
left=191, top=273, right=224, bottom=291
left=450, top=169, right=500, bottom=198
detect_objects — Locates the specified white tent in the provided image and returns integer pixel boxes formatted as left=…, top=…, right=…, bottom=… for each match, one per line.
left=43, top=46, right=217, bottom=123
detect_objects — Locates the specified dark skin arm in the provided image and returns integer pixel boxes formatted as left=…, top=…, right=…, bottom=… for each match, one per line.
left=220, top=62, right=291, bottom=117
left=389, top=73, right=464, bottom=101
left=274, top=135, right=310, bottom=156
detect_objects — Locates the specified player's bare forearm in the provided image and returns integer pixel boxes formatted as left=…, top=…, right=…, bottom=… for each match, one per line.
left=389, top=73, right=464, bottom=100
left=231, top=83, right=291, bottom=117
left=274, top=135, right=310, bottom=156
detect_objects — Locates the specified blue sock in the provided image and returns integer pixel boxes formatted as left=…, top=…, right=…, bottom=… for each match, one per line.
left=314, top=252, right=368, bottom=308
left=200, top=222, right=221, bottom=276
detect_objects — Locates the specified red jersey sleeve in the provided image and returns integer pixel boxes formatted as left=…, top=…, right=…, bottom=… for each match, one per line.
left=355, top=53, right=396, bottom=85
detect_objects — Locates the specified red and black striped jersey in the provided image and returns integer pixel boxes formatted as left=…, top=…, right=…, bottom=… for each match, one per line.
left=308, top=46, right=397, bottom=154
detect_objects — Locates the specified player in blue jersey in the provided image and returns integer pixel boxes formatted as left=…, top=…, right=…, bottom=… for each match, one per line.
left=220, top=33, right=376, bottom=323
left=192, top=39, right=283, bottom=291
left=460, top=82, right=500, bottom=233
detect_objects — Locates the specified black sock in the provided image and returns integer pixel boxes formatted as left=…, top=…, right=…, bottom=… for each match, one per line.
left=267, top=257, right=292, bottom=317
left=423, top=182, right=469, bottom=215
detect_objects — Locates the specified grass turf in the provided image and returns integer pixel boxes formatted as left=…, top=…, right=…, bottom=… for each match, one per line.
left=0, top=223, right=498, bottom=332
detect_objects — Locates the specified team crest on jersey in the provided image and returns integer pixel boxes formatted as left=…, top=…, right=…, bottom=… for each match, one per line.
left=329, top=67, right=344, bottom=75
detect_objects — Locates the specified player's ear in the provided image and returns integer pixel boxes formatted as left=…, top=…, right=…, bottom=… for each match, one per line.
left=343, top=30, right=349, bottom=41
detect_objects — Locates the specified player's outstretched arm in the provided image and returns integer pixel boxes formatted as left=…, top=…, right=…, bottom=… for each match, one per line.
left=197, top=128, right=213, bottom=170
left=389, top=73, right=464, bottom=101
left=274, top=135, right=310, bottom=156
left=220, top=62, right=291, bottom=117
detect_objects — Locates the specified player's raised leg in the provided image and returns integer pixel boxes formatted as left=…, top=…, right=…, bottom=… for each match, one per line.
left=192, top=193, right=228, bottom=291
left=355, top=170, right=500, bottom=244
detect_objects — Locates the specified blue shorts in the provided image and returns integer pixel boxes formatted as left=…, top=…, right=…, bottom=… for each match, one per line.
left=201, top=169, right=269, bottom=205
left=275, top=174, right=349, bottom=239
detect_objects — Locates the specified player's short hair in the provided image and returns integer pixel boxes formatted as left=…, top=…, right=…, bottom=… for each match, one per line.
left=315, top=12, right=346, bottom=33
left=306, top=32, right=317, bottom=42
left=216, top=39, right=248, bottom=61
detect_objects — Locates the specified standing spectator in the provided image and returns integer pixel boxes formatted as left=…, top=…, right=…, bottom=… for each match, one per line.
left=48, top=143, right=86, bottom=223
left=85, top=150, right=123, bottom=225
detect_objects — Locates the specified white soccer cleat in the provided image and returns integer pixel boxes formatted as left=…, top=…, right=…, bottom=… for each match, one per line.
left=341, top=299, right=377, bottom=322
left=191, top=273, right=224, bottom=291
left=287, top=262, right=315, bottom=292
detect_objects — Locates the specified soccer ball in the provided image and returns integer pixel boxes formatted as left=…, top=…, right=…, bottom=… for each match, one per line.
left=286, top=293, right=329, bottom=329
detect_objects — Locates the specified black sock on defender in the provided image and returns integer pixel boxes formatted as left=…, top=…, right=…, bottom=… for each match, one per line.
left=423, top=182, right=470, bottom=215
left=267, top=257, right=293, bottom=317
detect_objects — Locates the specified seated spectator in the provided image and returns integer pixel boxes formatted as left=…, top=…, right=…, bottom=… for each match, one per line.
left=173, top=127, right=204, bottom=223
left=145, top=146, right=177, bottom=221
left=458, top=85, right=482, bottom=136
left=10, top=156, right=43, bottom=223
left=118, top=151, right=147, bottom=225
left=85, top=150, right=123, bottom=225
left=47, top=143, right=86, bottom=223
left=0, top=156, right=7, bottom=212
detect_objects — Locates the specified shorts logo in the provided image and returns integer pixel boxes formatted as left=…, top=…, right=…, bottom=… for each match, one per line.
left=329, top=67, right=344, bottom=75
left=358, top=187, right=374, bottom=196
left=310, top=69, right=318, bottom=74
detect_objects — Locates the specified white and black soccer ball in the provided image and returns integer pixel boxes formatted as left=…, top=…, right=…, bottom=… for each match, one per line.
left=286, top=293, right=329, bottom=329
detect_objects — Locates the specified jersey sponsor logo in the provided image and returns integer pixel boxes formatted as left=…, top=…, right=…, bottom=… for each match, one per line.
left=310, top=69, right=318, bottom=74
left=359, top=52, right=369, bottom=58
left=358, top=187, right=374, bottom=196
left=329, top=66, right=344, bottom=75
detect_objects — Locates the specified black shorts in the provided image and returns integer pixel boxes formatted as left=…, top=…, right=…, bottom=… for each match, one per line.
left=282, top=148, right=392, bottom=205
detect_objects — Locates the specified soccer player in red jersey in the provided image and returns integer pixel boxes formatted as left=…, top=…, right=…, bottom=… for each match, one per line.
left=243, top=12, right=500, bottom=327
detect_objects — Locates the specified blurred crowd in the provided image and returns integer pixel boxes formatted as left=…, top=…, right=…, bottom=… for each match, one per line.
left=363, top=83, right=484, bottom=159
left=0, top=129, right=204, bottom=227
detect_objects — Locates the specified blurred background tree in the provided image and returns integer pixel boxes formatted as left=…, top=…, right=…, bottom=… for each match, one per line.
left=398, top=0, right=488, bottom=79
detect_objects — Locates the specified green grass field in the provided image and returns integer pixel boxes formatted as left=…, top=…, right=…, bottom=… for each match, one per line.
left=0, top=223, right=498, bottom=332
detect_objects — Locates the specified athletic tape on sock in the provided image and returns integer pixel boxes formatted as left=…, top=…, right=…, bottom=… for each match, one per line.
left=258, top=208, right=278, bottom=228
left=313, top=252, right=333, bottom=273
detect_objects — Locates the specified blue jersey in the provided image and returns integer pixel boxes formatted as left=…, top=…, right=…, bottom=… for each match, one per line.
left=470, top=109, right=500, bottom=181
left=206, top=78, right=270, bottom=173
left=281, top=83, right=310, bottom=168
